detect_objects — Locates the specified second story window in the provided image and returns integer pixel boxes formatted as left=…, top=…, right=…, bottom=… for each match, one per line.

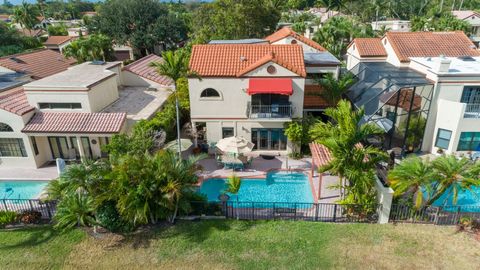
left=461, top=86, right=480, bottom=104
left=200, top=88, right=220, bottom=98
left=0, top=123, right=13, bottom=132
left=39, top=103, right=82, bottom=109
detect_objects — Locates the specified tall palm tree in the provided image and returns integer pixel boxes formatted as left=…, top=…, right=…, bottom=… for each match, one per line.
left=150, top=50, right=192, bottom=157
left=11, top=2, right=39, bottom=36
left=427, top=155, right=480, bottom=206
left=310, top=100, right=387, bottom=199
left=388, top=156, right=435, bottom=208
left=313, top=73, right=355, bottom=106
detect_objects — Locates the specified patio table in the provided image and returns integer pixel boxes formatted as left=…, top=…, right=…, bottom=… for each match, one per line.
left=222, top=155, right=244, bottom=170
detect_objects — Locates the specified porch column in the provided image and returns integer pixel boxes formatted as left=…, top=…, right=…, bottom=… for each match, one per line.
left=192, top=121, right=198, bottom=147
left=318, top=173, right=323, bottom=200
left=76, top=136, right=87, bottom=162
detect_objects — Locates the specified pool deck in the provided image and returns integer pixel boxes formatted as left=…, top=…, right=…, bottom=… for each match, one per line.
left=0, top=165, right=58, bottom=181
left=197, top=155, right=341, bottom=204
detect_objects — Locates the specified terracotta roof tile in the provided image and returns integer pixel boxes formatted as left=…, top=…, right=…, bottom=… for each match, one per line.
left=265, top=27, right=326, bottom=51
left=304, top=84, right=331, bottom=109
left=22, top=112, right=126, bottom=134
left=190, top=44, right=306, bottom=77
left=351, top=38, right=387, bottom=57
left=309, top=142, right=332, bottom=168
left=0, top=49, right=76, bottom=79
left=123, top=54, right=173, bottom=86
left=385, top=31, right=480, bottom=62
left=44, top=36, right=73, bottom=45
left=0, top=87, right=34, bottom=116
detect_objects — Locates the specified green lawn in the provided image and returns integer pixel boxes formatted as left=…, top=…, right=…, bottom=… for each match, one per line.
left=1, top=221, right=480, bottom=270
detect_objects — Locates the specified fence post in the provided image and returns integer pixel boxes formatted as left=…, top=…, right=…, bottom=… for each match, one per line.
left=434, top=207, right=440, bottom=225
left=2, top=199, right=8, bottom=211
left=455, top=206, right=461, bottom=225
left=294, top=203, right=297, bottom=221
left=224, top=201, right=228, bottom=219
left=333, top=204, right=337, bottom=222
left=314, top=203, right=319, bottom=221
left=28, top=200, right=34, bottom=211
left=252, top=202, right=254, bottom=220
left=273, top=203, right=276, bottom=221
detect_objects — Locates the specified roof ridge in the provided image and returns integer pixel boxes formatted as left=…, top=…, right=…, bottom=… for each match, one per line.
left=0, top=48, right=48, bottom=60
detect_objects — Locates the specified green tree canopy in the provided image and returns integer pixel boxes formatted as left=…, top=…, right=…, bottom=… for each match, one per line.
left=63, top=34, right=114, bottom=63
left=90, top=0, right=187, bottom=56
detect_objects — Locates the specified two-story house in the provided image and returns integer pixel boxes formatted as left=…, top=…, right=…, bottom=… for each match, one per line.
left=346, top=31, right=480, bottom=155
left=0, top=55, right=172, bottom=169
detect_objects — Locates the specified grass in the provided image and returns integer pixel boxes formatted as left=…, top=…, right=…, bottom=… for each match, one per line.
left=1, top=221, right=480, bottom=269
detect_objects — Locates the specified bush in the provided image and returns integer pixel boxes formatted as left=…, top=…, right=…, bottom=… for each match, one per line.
left=18, top=211, right=42, bottom=224
left=0, top=211, right=17, bottom=228
left=96, top=201, right=134, bottom=233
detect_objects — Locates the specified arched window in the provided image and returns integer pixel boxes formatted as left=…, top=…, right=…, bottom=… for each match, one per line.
left=0, top=123, right=13, bottom=132
left=200, top=88, right=220, bottom=98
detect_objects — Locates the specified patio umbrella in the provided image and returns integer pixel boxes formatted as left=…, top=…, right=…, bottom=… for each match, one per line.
left=215, top=136, right=254, bottom=155
left=164, top=139, right=193, bottom=152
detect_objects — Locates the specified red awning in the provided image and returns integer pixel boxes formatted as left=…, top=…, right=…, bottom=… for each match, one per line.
left=247, top=78, right=293, bottom=95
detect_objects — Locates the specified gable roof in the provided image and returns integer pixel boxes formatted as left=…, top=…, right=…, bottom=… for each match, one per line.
left=264, top=27, right=326, bottom=52
left=44, top=36, right=74, bottom=46
left=0, top=87, right=34, bottom=116
left=350, top=38, right=387, bottom=57
left=385, top=31, right=480, bottom=62
left=190, top=44, right=306, bottom=77
left=123, top=54, right=173, bottom=86
left=0, top=49, right=76, bottom=80
left=18, top=28, right=45, bottom=37
left=22, top=112, right=126, bottom=134
left=452, top=10, right=480, bottom=20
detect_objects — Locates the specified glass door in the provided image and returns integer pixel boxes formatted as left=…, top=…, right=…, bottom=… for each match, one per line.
left=48, top=137, right=69, bottom=159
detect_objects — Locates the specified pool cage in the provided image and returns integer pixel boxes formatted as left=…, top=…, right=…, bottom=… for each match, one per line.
left=346, top=62, right=434, bottom=154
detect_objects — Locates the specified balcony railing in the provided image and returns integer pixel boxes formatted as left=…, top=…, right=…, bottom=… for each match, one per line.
left=464, top=103, right=480, bottom=118
left=247, top=102, right=293, bottom=119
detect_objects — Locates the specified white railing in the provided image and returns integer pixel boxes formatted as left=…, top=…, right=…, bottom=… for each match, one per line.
left=464, top=103, right=480, bottom=118
left=247, top=102, right=293, bottom=119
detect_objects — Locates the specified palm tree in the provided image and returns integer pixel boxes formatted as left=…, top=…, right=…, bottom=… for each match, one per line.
left=225, top=174, right=241, bottom=219
left=426, top=155, right=480, bottom=206
left=310, top=100, right=387, bottom=200
left=150, top=49, right=192, bottom=158
left=54, top=193, right=96, bottom=231
left=313, top=73, right=355, bottom=106
left=11, top=2, right=39, bottom=36
left=388, top=156, right=435, bottom=208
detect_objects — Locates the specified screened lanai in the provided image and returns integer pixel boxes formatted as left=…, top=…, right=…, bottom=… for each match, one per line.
left=346, top=62, right=434, bottom=154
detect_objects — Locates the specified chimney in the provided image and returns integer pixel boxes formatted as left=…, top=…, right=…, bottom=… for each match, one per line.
left=435, top=55, right=451, bottom=73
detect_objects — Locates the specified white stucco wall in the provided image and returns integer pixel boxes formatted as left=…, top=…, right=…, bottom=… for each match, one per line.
left=271, top=36, right=320, bottom=53
left=87, top=77, right=119, bottom=112
left=121, top=71, right=166, bottom=89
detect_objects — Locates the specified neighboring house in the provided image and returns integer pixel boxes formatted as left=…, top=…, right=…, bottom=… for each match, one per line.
left=452, top=10, right=480, bottom=43
left=346, top=31, right=480, bottom=155
left=113, top=45, right=134, bottom=61
left=43, top=36, right=74, bottom=53
left=371, top=20, right=411, bottom=32
left=67, top=27, right=88, bottom=37
left=0, top=14, right=11, bottom=23
left=17, top=28, right=46, bottom=38
left=81, top=11, right=97, bottom=18
left=122, top=54, right=172, bottom=88
left=0, top=58, right=173, bottom=169
left=188, top=44, right=306, bottom=154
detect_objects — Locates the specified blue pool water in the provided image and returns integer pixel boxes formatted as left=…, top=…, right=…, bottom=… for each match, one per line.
left=432, top=186, right=480, bottom=212
left=199, top=171, right=314, bottom=203
left=0, top=181, right=49, bottom=200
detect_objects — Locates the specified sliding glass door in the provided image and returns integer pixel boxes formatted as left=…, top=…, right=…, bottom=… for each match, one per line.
left=48, top=137, right=69, bottom=159
left=251, top=129, right=287, bottom=150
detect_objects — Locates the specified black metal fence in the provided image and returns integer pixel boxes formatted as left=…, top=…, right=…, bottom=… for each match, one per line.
left=187, top=201, right=380, bottom=223
left=0, top=199, right=57, bottom=220
left=390, top=204, right=480, bottom=225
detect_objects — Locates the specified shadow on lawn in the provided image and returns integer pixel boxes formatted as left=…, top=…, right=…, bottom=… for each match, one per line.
left=0, top=226, right=57, bottom=250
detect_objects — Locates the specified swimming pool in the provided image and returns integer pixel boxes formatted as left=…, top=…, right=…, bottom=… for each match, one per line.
left=432, top=186, right=480, bottom=212
left=199, top=171, right=314, bottom=203
left=0, top=181, right=49, bottom=200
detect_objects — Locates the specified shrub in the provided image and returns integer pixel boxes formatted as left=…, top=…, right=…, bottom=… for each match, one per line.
left=18, top=211, right=42, bottom=224
left=0, top=211, right=17, bottom=228
left=96, top=201, right=134, bottom=233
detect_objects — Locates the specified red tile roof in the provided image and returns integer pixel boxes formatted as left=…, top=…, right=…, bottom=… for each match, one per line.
left=0, top=87, right=34, bottom=116
left=22, top=112, right=126, bottom=134
left=0, top=49, right=76, bottom=80
left=264, top=27, right=326, bottom=52
left=385, top=31, right=480, bottom=62
left=190, top=44, right=306, bottom=77
left=303, top=84, right=331, bottom=109
left=44, top=36, right=73, bottom=46
left=309, top=142, right=333, bottom=168
left=123, top=54, right=173, bottom=86
left=350, top=38, right=387, bottom=57
left=452, top=10, right=480, bottom=20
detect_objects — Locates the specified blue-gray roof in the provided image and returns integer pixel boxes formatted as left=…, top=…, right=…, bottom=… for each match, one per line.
left=208, top=39, right=269, bottom=45
left=304, top=52, right=341, bottom=65
left=0, top=72, right=28, bottom=92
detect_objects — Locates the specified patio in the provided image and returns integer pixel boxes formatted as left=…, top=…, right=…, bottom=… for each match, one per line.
left=196, top=154, right=341, bottom=203
left=0, top=164, right=58, bottom=180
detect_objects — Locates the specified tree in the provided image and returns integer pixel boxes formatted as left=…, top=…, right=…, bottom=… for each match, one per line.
left=90, top=0, right=187, bottom=56
left=314, top=73, right=355, bottom=106
left=47, top=23, right=68, bottom=36
left=63, top=34, right=114, bottom=63
left=411, top=13, right=471, bottom=33
left=191, top=0, right=281, bottom=44
left=310, top=100, right=387, bottom=202
left=0, top=21, right=42, bottom=57
left=11, top=2, right=39, bottom=36
left=150, top=49, right=191, bottom=157
left=389, top=156, right=435, bottom=208
left=54, top=193, right=96, bottom=231
left=284, top=116, right=315, bottom=158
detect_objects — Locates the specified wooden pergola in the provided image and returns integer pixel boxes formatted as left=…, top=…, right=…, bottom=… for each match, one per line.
left=309, top=142, right=333, bottom=200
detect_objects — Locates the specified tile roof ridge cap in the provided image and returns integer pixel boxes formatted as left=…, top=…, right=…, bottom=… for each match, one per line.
left=0, top=48, right=49, bottom=60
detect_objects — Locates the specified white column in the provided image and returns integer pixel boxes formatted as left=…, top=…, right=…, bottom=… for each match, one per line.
left=375, top=176, right=394, bottom=224
left=76, top=136, right=86, bottom=162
